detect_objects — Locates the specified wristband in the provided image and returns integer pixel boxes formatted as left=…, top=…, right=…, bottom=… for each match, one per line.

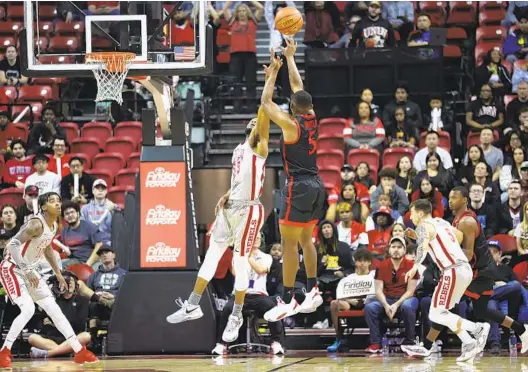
left=90, top=293, right=101, bottom=303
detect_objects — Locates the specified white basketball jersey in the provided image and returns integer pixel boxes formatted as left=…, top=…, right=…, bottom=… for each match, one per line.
left=229, top=141, right=266, bottom=201
left=7, top=214, right=57, bottom=268
left=426, top=218, right=468, bottom=270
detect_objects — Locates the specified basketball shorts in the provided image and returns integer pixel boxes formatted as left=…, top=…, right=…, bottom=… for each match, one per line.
left=432, top=263, right=473, bottom=311
left=210, top=202, right=264, bottom=257
left=464, top=269, right=495, bottom=300
left=0, top=260, right=53, bottom=304
left=279, top=175, right=325, bottom=227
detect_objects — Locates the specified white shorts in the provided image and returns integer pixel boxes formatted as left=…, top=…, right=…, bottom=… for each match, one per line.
left=210, top=202, right=264, bottom=257
left=0, top=260, right=52, bottom=304
left=432, top=263, right=473, bottom=311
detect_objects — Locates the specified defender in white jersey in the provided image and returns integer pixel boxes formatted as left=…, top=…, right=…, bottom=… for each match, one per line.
left=0, top=192, right=98, bottom=368
left=166, top=57, right=277, bottom=345
left=401, top=199, right=489, bottom=363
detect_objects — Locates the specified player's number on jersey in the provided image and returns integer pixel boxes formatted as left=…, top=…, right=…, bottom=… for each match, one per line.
left=444, top=227, right=456, bottom=243
left=308, top=130, right=317, bottom=155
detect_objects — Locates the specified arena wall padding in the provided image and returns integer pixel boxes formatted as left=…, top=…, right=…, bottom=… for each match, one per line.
left=107, top=271, right=216, bottom=354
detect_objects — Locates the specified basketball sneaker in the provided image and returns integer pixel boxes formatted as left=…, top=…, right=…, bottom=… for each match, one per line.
left=222, top=314, right=244, bottom=343
left=166, top=298, right=203, bottom=324
left=519, top=325, right=528, bottom=353
left=298, top=286, right=323, bottom=314
left=264, top=297, right=300, bottom=322
left=473, top=322, right=491, bottom=353
left=0, top=347, right=11, bottom=369
left=30, top=347, right=49, bottom=358
left=211, top=343, right=228, bottom=356
left=73, top=346, right=99, bottom=364
left=456, top=340, right=478, bottom=363
left=401, top=342, right=431, bottom=358
left=271, top=341, right=285, bottom=355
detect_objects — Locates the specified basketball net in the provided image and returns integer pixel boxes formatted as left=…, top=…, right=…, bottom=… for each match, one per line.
left=85, top=52, right=136, bottom=105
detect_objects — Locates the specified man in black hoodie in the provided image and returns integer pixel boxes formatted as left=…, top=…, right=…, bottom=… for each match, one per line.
left=382, top=83, right=423, bottom=131
left=350, top=1, right=395, bottom=49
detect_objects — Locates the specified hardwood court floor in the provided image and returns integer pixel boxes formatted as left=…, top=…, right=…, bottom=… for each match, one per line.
left=6, top=353, right=528, bottom=371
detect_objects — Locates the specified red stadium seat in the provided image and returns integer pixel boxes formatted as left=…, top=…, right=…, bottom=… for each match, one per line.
left=108, top=186, right=134, bottom=207
left=420, top=1, right=447, bottom=26
left=85, top=168, right=115, bottom=187
left=54, top=21, right=85, bottom=36
left=66, top=263, right=93, bottom=283
left=37, top=21, right=54, bottom=36
left=10, top=123, right=29, bottom=142
left=104, top=137, right=136, bottom=159
left=443, top=45, right=462, bottom=58
left=70, top=137, right=102, bottom=159
left=70, top=153, right=91, bottom=169
left=447, top=1, right=476, bottom=25
left=115, top=168, right=138, bottom=187
left=446, top=27, right=467, bottom=41
left=17, top=85, right=53, bottom=103
left=0, top=36, right=15, bottom=51
left=503, top=59, right=513, bottom=74
left=48, top=36, right=80, bottom=52
left=476, top=26, right=507, bottom=43
left=514, top=60, right=528, bottom=71
left=488, top=234, right=517, bottom=253
left=92, top=152, right=126, bottom=174
left=316, top=149, right=345, bottom=170
left=0, top=21, right=23, bottom=35
left=81, top=121, right=113, bottom=146
left=6, top=5, right=24, bottom=20
left=11, top=102, right=43, bottom=121
left=38, top=55, right=76, bottom=64
left=127, top=152, right=140, bottom=169
left=514, top=261, right=528, bottom=284
left=382, top=148, right=415, bottom=168
left=347, top=149, right=380, bottom=172
left=475, top=42, right=502, bottom=65
left=479, top=1, right=507, bottom=11
left=0, top=86, right=17, bottom=104
left=92, top=36, right=113, bottom=49
left=479, top=9, right=506, bottom=25
left=319, top=118, right=347, bottom=138
left=0, top=7, right=5, bottom=20
left=35, top=36, right=49, bottom=51
left=319, top=166, right=341, bottom=189
left=317, top=136, right=344, bottom=152
left=419, top=131, right=451, bottom=150
left=114, top=121, right=142, bottom=146
left=59, top=122, right=79, bottom=143
left=38, top=4, right=58, bottom=20
left=0, top=188, right=24, bottom=208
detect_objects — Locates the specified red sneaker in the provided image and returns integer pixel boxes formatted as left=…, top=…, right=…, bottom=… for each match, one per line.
left=73, top=346, right=99, bottom=364
left=365, top=344, right=382, bottom=353
left=0, top=347, right=11, bottom=369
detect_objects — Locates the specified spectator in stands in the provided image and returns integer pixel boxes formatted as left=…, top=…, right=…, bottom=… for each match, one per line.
left=0, top=112, right=23, bottom=153
left=500, top=147, right=527, bottom=202
left=503, top=2, right=528, bottom=28
left=335, top=202, right=368, bottom=251
left=338, top=183, right=369, bottom=223
left=367, top=206, right=394, bottom=258
left=267, top=242, right=283, bottom=297
left=506, top=81, right=528, bottom=130
left=502, top=131, right=524, bottom=162
left=87, top=245, right=127, bottom=339
left=469, top=183, right=498, bottom=238
left=354, top=162, right=376, bottom=194
left=1, top=139, right=32, bottom=189
left=28, top=106, right=66, bottom=154
left=57, top=2, right=82, bottom=23
left=414, top=152, right=454, bottom=198
left=382, top=83, right=423, bottom=131
left=0, top=205, right=19, bottom=239
left=81, top=179, right=116, bottom=246
left=408, top=178, right=444, bottom=219
left=498, top=181, right=523, bottom=236
left=85, top=1, right=120, bottom=15
left=386, top=106, right=418, bottom=150
left=364, top=236, right=419, bottom=352
left=459, top=145, right=487, bottom=186
left=169, top=2, right=195, bottom=46
left=344, top=1, right=368, bottom=19
left=512, top=60, right=528, bottom=93
left=413, top=131, right=454, bottom=171
left=359, top=88, right=380, bottom=117
left=16, top=185, right=39, bottom=226
left=61, top=156, right=95, bottom=204
left=24, top=153, right=61, bottom=195
left=326, top=177, right=370, bottom=222
left=382, top=1, right=414, bottom=42
left=407, top=13, right=431, bottom=47
left=303, top=1, right=339, bottom=48
left=422, top=94, right=454, bottom=133
left=505, top=17, right=528, bottom=64
left=0, top=46, right=28, bottom=86
left=330, top=14, right=362, bottom=49
left=366, top=194, right=403, bottom=231
left=327, top=249, right=375, bottom=353
left=396, top=156, right=417, bottom=198
left=473, top=161, right=501, bottom=203
left=47, top=137, right=71, bottom=179
left=28, top=273, right=91, bottom=359
left=466, top=84, right=505, bottom=134
left=265, top=1, right=295, bottom=50
left=464, top=128, right=504, bottom=182
left=228, top=2, right=263, bottom=113
left=514, top=201, right=528, bottom=254
left=350, top=1, right=395, bottom=48
left=344, top=101, right=385, bottom=153
left=475, top=48, right=512, bottom=98
left=370, top=168, right=409, bottom=215
left=61, top=201, right=104, bottom=267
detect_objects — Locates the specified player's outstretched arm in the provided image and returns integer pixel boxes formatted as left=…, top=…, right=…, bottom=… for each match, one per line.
left=283, top=37, right=303, bottom=93
left=7, top=219, right=43, bottom=270
left=414, top=223, right=432, bottom=266
left=250, top=59, right=272, bottom=158
left=457, top=217, right=476, bottom=261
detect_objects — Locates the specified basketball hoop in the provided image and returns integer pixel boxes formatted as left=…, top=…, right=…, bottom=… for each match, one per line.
left=85, top=51, right=136, bottom=105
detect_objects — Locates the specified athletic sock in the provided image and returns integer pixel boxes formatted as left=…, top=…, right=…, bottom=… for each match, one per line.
left=423, top=339, right=433, bottom=349
left=282, top=286, right=294, bottom=303
left=232, top=303, right=243, bottom=318
left=458, top=330, right=474, bottom=344
left=307, top=278, right=317, bottom=292
left=188, top=292, right=201, bottom=307
left=511, top=320, right=526, bottom=336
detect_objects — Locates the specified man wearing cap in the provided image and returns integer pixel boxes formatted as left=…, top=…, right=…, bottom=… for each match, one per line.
left=350, top=1, right=395, bottom=49
left=364, top=235, right=419, bottom=353
left=81, top=179, right=116, bottom=245
left=16, top=185, right=39, bottom=226
left=24, top=153, right=61, bottom=195
left=366, top=206, right=394, bottom=259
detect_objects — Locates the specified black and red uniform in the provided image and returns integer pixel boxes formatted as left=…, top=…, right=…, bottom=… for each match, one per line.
left=279, top=113, right=325, bottom=226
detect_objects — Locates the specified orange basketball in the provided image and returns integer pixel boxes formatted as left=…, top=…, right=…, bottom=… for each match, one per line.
left=274, top=7, right=303, bottom=36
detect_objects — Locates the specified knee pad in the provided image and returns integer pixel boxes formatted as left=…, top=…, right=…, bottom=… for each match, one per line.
left=233, top=255, right=249, bottom=292
left=197, top=239, right=228, bottom=282
left=15, top=296, right=35, bottom=319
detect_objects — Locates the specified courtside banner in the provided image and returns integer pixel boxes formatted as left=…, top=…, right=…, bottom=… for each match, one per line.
left=140, top=162, right=187, bottom=268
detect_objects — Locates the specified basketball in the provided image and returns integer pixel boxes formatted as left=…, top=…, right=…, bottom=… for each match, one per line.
left=274, top=7, right=303, bottom=36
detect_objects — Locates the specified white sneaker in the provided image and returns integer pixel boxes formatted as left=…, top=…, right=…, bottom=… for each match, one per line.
left=520, top=325, right=528, bottom=353
left=456, top=340, right=478, bottom=363
left=429, top=340, right=442, bottom=354
left=30, top=347, right=48, bottom=359
left=322, top=319, right=330, bottom=329
left=298, top=287, right=323, bottom=314
left=312, top=321, right=324, bottom=329
left=211, top=343, right=227, bottom=355
left=473, top=322, right=491, bottom=353
left=264, top=297, right=300, bottom=322
left=271, top=341, right=285, bottom=355
left=166, top=298, right=203, bottom=324
left=222, top=314, right=244, bottom=343
left=401, top=342, right=431, bottom=358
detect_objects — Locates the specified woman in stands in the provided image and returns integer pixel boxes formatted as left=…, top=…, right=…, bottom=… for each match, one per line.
left=500, top=147, right=527, bottom=202
left=473, top=161, right=501, bottom=203
left=413, top=152, right=454, bottom=198
left=354, top=162, right=376, bottom=194
left=459, top=145, right=486, bottom=186
left=474, top=47, right=512, bottom=99
left=360, top=88, right=380, bottom=116
left=386, top=106, right=419, bottom=151
left=395, top=156, right=417, bottom=199
left=344, top=101, right=385, bottom=153
left=514, top=201, right=528, bottom=255
left=406, top=178, right=444, bottom=221
left=502, top=131, right=525, bottom=164
left=338, top=183, right=369, bottom=224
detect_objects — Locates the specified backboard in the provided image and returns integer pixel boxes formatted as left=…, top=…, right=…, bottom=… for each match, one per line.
left=19, top=1, right=213, bottom=78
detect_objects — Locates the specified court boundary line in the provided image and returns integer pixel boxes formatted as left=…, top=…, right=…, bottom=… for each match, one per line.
left=266, top=357, right=313, bottom=371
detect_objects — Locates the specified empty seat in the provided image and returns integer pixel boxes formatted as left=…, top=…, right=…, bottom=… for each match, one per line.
left=54, top=21, right=85, bottom=36
left=37, top=21, right=54, bottom=35
left=319, top=166, right=341, bottom=189
left=443, top=45, right=462, bottom=58
left=419, top=1, right=447, bottom=26
left=70, top=137, right=102, bottom=159
left=35, top=36, right=49, bottom=51
left=316, top=149, right=345, bottom=170
left=317, top=136, right=344, bottom=152
left=10, top=123, right=29, bottom=142
left=17, top=85, right=53, bottom=103
left=479, top=9, right=506, bottom=25
left=447, top=1, right=476, bottom=25
left=115, top=169, right=137, bottom=187
left=446, top=27, right=467, bottom=41
left=347, top=149, right=380, bottom=172
left=476, top=26, right=507, bottom=43
left=81, top=122, right=113, bottom=146
left=0, top=188, right=24, bottom=207
left=92, top=152, right=126, bottom=174
left=108, top=186, right=134, bottom=207
left=38, top=55, right=76, bottom=64
left=38, top=4, right=58, bottom=20
left=104, top=137, right=136, bottom=159
left=0, top=86, right=17, bottom=103
left=0, top=37, right=15, bottom=51
left=114, top=121, right=142, bottom=146
left=11, top=102, right=44, bottom=121
left=382, top=148, right=415, bottom=168
left=48, top=36, right=80, bottom=52
left=319, top=118, right=347, bottom=138
left=6, top=5, right=24, bottom=20
left=479, top=1, right=506, bottom=11
left=85, top=169, right=115, bottom=187
left=59, top=122, right=79, bottom=143
left=127, top=152, right=140, bottom=169
left=0, top=21, right=23, bottom=35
